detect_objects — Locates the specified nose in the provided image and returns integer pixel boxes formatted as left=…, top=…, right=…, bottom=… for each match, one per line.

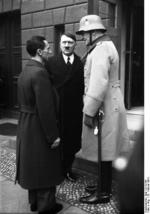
left=65, top=45, right=70, bottom=50
left=65, top=42, right=70, bottom=46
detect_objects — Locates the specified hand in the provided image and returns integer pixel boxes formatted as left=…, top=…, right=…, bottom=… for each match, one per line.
left=51, top=137, right=60, bottom=149
left=84, top=114, right=94, bottom=128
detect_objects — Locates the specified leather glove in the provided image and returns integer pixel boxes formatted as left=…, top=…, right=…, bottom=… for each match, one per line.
left=84, top=114, right=94, bottom=128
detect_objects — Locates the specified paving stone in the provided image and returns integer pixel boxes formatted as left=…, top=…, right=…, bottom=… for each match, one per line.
left=0, top=179, right=31, bottom=213
left=0, top=175, right=7, bottom=181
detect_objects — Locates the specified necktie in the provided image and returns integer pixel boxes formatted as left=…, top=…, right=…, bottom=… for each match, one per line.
left=67, top=56, right=72, bottom=70
left=67, top=56, right=71, bottom=65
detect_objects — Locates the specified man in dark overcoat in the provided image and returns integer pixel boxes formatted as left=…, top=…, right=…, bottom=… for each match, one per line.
left=46, top=33, right=84, bottom=182
left=15, top=36, right=63, bottom=213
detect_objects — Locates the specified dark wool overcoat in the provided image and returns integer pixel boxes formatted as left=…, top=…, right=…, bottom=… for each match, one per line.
left=46, top=53, right=84, bottom=155
left=15, top=59, right=63, bottom=190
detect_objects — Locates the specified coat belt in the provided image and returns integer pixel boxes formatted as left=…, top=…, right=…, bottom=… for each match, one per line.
left=20, top=105, right=36, bottom=114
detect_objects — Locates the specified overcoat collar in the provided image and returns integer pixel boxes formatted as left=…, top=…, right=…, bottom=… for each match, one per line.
left=81, top=34, right=111, bottom=64
left=27, top=59, right=45, bottom=69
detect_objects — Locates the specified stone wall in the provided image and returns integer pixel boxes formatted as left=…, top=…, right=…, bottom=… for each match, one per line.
left=0, top=0, right=121, bottom=66
left=0, top=0, right=20, bottom=12
left=21, top=0, right=88, bottom=66
left=0, top=0, right=88, bottom=66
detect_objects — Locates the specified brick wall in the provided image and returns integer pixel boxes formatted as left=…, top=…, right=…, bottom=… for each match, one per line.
left=21, top=0, right=88, bottom=66
left=0, top=0, right=88, bottom=82
left=0, top=0, right=121, bottom=67
left=0, top=0, right=20, bottom=12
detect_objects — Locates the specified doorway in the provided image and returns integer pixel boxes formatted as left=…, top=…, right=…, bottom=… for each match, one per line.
left=125, top=2, right=144, bottom=109
left=0, top=11, right=21, bottom=111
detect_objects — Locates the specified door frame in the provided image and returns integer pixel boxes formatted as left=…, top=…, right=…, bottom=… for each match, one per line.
left=124, top=1, right=144, bottom=109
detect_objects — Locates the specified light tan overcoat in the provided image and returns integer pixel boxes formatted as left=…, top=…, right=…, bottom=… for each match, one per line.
left=78, top=37, right=130, bottom=162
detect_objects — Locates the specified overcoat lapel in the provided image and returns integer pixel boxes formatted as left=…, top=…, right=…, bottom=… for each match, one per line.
left=81, top=34, right=111, bottom=64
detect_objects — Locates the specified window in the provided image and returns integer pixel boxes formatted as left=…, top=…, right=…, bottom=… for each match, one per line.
left=54, top=25, right=64, bottom=56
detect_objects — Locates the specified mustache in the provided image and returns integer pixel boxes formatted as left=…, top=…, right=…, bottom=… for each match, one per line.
left=64, top=47, right=70, bottom=50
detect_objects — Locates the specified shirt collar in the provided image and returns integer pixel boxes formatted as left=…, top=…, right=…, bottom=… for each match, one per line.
left=62, top=53, right=74, bottom=64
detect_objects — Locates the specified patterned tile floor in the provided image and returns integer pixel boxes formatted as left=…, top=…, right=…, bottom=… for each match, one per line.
left=0, top=118, right=120, bottom=213
left=56, top=176, right=119, bottom=214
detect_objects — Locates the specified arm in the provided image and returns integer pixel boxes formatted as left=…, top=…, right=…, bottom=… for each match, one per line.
left=83, top=44, right=110, bottom=117
left=32, top=68, right=59, bottom=146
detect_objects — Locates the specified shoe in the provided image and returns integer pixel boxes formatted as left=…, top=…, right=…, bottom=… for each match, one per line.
left=85, top=185, right=112, bottom=196
left=66, top=172, right=77, bottom=182
left=79, top=192, right=110, bottom=204
left=38, top=203, right=63, bottom=214
left=49, top=203, right=63, bottom=214
left=85, top=185, right=97, bottom=194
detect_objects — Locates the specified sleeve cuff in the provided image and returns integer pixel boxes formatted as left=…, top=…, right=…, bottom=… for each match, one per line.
left=83, top=95, right=102, bottom=117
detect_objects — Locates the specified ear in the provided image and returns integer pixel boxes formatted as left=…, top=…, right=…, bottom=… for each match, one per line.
left=37, top=48, right=42, bottom=56
left=92, top=31, right=97, bottom=36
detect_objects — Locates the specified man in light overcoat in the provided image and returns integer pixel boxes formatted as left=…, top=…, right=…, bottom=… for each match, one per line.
left=76, top=15, right=130, bottom=204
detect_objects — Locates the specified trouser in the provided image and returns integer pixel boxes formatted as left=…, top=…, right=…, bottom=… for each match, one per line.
left=100, top=161, right=112, bottom=194
left=28, top=187, right=56, bottom=212
left=63, top=153, right=75, bottom=175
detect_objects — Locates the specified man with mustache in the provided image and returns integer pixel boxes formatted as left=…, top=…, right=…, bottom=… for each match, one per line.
left=46, top=33, right=84, bottom=182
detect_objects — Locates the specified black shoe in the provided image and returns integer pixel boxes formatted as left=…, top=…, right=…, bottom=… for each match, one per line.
left=49, top=203, right=63, bottom=214
left=66, top=172, right=77, bottom=182
left=79, top=192, right=110, bottom=204
left=85, top=185, right=97, bottom=194
left=38, top=203, right=63, bottom=214
left=85, top=185, right=112, bottom=196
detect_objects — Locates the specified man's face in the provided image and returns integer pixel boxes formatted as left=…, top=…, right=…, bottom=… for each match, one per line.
left=60, top=35, right=76, bottom=56
left=82, top=32, right=91, bottom=46
left=41, top=40, right=52, bottom=61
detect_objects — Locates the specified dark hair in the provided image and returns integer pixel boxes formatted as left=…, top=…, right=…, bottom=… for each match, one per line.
left=61, top=33, right=76, bottom=42
left=26, top=35, right=46, bottom=57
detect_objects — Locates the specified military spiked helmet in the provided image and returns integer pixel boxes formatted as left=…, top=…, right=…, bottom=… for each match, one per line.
left=76, top=14, right=106, bottom=35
